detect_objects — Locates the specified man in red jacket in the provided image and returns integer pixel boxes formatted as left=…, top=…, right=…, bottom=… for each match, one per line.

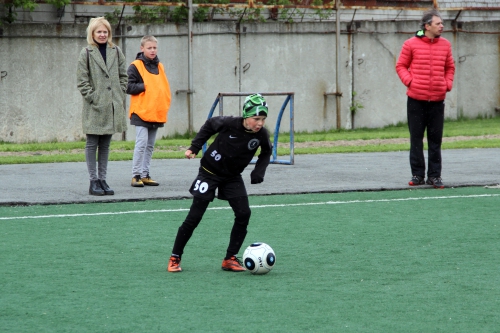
left=396, top=9, right=455, bottom=189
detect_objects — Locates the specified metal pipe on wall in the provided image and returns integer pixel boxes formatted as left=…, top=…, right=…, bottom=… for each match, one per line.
left=188, top=0, right=194, bottom=134
left=335, top=0, right=342, bottom=129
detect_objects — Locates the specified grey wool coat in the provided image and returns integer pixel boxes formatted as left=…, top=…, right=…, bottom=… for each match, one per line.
left=76, top=44, right=128, bottom=135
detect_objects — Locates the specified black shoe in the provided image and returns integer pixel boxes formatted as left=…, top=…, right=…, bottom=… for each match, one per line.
left=99, top=180, right=115, bottom=195
left=409, top=175, right=425, bottom=186
left=426, top=177, right=445, bottom=189
left=89, top=180, right=105, bottom=196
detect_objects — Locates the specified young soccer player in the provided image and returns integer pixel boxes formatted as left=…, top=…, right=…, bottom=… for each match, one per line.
left=127, top=35, right=171, bottom=187
left=167, top=93, right=272, bottom=272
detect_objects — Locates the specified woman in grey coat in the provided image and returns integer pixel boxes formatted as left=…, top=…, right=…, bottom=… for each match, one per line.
left=76, top=17, right=128, bottom=196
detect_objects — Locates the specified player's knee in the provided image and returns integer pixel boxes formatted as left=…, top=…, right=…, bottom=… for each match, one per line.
left=234, top=208, right=251, bottom=226
left=183, top=211, right=204, bottom=229
left=178, top=224, right=195, bottom=238
left=183, top=197, right=210, bottom=229
left=182, top=215, right=202, bottom=230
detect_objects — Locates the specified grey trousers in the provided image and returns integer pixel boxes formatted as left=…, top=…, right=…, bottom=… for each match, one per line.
left=85, top=134, right=112, bottom=181
left=132, top=126, right=158, bottom=178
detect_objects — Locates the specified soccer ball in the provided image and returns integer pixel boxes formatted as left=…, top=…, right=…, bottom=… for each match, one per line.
left=243, top=242, right=276, bottom=275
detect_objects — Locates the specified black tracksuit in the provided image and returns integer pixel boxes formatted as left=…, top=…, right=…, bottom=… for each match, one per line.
left=171, top=116, right=272, bottom=259
left=191, top=116, right=271, bottom=180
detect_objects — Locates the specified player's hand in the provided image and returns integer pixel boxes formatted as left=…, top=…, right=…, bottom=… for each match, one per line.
left=251, top=177, right=263, bottom=184
left=185, top=150, right=196, bottom=159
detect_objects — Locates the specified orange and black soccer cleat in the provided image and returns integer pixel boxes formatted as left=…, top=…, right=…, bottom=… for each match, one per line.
left=167, top=256, right=182, bottom=272
left=221, top=256, right=247, bottom=272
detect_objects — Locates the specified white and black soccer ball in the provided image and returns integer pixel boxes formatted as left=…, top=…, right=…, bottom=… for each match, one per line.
left=243, top=242, right=276, bottom=275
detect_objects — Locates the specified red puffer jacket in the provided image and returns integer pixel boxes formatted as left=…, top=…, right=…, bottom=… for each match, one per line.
left=396, top=31, right=455, bottom=102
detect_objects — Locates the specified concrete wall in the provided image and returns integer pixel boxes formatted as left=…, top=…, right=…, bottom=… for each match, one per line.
left=0, top=20, right=499, bottom=143
left=5, top=2, right=500, bottom=25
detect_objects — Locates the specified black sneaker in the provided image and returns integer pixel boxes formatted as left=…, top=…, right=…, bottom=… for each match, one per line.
left=409, top=175, right=425, bottom=186
left=426, top=177, right=444, bottom=189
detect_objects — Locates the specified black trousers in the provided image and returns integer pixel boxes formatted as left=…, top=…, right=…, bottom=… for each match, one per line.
left=171, top=196, right=251, bottom=259
left=407, top=96, right=445, bottom=178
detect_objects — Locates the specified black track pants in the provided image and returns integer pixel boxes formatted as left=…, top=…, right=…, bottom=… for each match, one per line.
left=225, top=196, right=251, bottom=258
left=407, top=97, right=445, bottom=178
left=171, top=196, right=251, bottom=258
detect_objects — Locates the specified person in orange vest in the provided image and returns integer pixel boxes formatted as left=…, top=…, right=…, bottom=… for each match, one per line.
left=127, top=35, right=171, bottom=187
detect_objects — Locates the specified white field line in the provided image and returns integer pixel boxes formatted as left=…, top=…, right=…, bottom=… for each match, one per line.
left=1, top=193, right=499, bottom=221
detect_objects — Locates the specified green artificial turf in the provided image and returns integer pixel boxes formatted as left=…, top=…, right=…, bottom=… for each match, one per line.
left=1, top=187, right=499, bottom=332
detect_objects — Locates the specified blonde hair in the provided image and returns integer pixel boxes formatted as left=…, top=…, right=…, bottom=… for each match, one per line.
left=141, top=35, right=158, bottom=46
left=86, top=17, right=113, bottom=46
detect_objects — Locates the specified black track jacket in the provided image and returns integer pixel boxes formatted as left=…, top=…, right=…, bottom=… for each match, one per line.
left=189, top=116, right=272, bottom=182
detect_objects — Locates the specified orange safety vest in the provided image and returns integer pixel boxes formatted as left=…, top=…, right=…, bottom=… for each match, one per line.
left=129, top=60, right=171, bottom=123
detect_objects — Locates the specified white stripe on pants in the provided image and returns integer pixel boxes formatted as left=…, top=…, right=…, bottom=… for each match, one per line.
left=132, top=126, right=158, bottom=178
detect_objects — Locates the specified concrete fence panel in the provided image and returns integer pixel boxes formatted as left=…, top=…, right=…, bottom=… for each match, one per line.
left=0, top=20, right=499, bottom=143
